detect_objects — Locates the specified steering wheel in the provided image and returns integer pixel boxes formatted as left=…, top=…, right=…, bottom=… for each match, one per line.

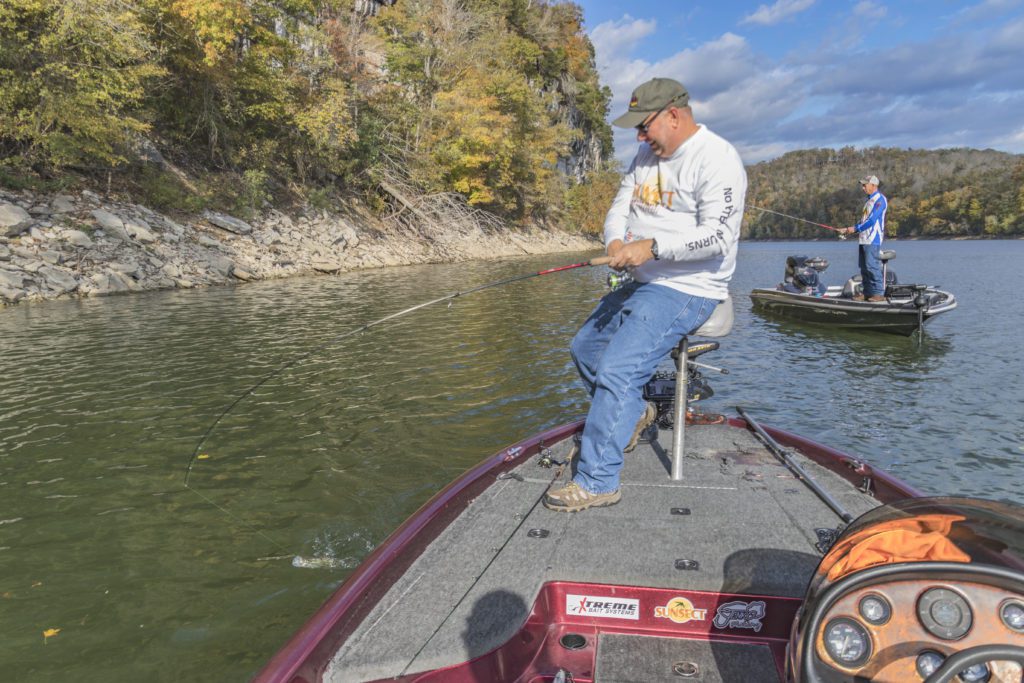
left=922, top=645, right=1024, bottom=683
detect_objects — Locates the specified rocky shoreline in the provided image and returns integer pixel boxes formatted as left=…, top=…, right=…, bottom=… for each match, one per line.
left=0, top=189, right=599, bottom=306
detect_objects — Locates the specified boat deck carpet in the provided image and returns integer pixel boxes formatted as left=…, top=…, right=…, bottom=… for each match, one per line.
left=596, top=633, right=779, bottom=683
left=325, top=421, right=880, bottom=682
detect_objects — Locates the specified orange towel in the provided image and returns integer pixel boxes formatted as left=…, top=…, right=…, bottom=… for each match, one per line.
left=826, top=514, right=971, bottom=581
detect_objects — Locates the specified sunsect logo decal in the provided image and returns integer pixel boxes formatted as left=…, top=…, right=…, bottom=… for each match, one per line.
left=566, top=594, right=639, bottom=620
left=654, top=597, right=708, bottom=624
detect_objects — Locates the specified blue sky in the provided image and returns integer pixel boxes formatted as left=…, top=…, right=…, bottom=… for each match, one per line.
left=575, top=0, right=1024, bottom=164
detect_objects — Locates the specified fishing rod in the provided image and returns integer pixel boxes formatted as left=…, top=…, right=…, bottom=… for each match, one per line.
left=183, top=254, right=613, bottom=487
left=747, top=205, right=847, bottom=237
left=736, top=406, right=854, bottom=524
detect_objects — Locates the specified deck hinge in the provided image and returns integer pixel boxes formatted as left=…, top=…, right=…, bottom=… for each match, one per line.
left=859, top=476, right=874, bottom=496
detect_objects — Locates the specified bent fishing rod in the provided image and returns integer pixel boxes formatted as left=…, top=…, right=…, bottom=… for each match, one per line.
left=183, top=255, right=613, bottom=487
left=747, top=204, right=847, bottom=237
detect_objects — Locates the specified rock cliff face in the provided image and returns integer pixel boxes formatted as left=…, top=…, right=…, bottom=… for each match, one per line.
left=0, top=190, right=598, bottom=307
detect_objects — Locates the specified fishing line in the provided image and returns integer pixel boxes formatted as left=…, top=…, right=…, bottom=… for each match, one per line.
left=747, top=204, right=846, bottom=235
left=182, top=256, right=611, bottom=543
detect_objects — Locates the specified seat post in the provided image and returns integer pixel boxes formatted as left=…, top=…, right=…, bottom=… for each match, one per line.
left=671, top=335, right=689, bottom=481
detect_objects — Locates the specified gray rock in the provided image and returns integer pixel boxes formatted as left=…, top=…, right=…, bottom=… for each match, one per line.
left=0, top=202, right=30, bottom=228
left=81, top=190, right=102, bottom=203
left=39, top=250, right=63, bottom=265
left=231, top=268, right=255, bottom=281
left=0, top=245, right=9, bottom=262
left=0, top=286, right=25, bottom=303
left=312, top=260, right=342, bottom=273
left=3, top=219, right=33, bottom=238
left=84, top=269, right=138, bottom=296
left=162, top=217, right=185, bottom=235
left=29, top=205, right=51, bottom=216
left=51, top=196, right=76, bottom=214
left=174, top=278, right=194, bottom=289
left=62, top=229, right=94, bottom=248
left=29, top=226, right=47, bottom=241
left=124, top=218, right=157, bottom=243
left=198, top=235, right=221, bottom=248
left=203, top=210, right=252, bottom=235
left=108, top=261, right=140, bottom=278
left=131, top=136, right=165, bottom=167
left=0, top=268, right=24, bottom=289
left=11, top=245, right=35, bottom=259
left=91, top=209, right=130, bottom=241
left=38, top=265, right=78, bottom=294
left=205, top=252, right=235, bottom=278
left=161, top=262, right=183, bottom=279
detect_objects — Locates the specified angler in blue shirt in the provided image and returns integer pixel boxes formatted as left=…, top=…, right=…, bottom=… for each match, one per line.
left=844, top=175, right=888, bottom=301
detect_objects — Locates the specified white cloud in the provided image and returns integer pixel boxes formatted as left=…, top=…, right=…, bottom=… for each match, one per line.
left=590, top=16, right=657, bottom=73
left=853, top=1, right=887, bottom=20
left=952, top=0, right=1024, bottom=24
left=586, top=4, right=1024, bottom=164
left=741, top=0, right=816, bottom=26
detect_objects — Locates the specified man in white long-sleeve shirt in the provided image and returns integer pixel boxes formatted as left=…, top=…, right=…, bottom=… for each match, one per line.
left=544, top=78, right=747, bottom=513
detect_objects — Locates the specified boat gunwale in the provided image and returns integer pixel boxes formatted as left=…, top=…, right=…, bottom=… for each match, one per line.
left=254, top=417, right=923, bottom=682
left=252, top=419, right=586, bottom=683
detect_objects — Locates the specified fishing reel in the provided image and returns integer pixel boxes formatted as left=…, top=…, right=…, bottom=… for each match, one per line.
left=606, top=270, right=634, bottom=291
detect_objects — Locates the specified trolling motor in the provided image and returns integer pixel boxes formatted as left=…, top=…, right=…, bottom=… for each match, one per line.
left=643, top=343, right=724, bottom=430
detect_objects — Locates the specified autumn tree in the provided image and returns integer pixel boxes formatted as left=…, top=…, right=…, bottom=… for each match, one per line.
left=0, top=0, right=163, bottom=168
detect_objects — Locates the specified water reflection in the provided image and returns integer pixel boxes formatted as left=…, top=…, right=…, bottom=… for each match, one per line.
left=0, top=241, right=1021, bottom=682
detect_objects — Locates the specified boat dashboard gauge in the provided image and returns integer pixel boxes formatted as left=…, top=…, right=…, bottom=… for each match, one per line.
left=812, top=581, right=1024, bottom=681
left=822, top=617, right=871, bottom=667
left=918, top=587, right=973, bottom=640
left=1001, top=600, right=1024, bottom=633
left=858, top=593, right=891, bottom=625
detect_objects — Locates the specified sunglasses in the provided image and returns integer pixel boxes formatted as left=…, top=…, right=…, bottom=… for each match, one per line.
left=636, top=94, right=687, bottom=134
left=635, top=105, right=669, bottom=135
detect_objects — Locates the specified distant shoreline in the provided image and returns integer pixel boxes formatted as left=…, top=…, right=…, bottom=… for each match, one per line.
left=0, top=188, right=599, bottom=308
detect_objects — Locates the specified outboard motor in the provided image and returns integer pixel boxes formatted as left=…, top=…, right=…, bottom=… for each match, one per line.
left=782, top=256, right=828, bottom=295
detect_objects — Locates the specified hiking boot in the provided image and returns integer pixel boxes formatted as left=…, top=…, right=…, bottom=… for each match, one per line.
left=543, top=481, right=621, bottom=512
left=867, top=295, right=886, bottom=302
left=851, top=294, right=866, bottom=301
left=624, top=401, right=657, bottom=453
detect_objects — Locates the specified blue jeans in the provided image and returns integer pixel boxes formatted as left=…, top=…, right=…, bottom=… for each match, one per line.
left=859, top=244, right=884, bottom=296
left=569, top=282, right=717, bottom=493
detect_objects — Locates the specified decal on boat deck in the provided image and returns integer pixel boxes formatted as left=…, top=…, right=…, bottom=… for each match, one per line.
left=566, top=594, right=639, bottom=620
left=654, top=597, right=708, bottom=624
left=712, top=600, right=766, bottom=632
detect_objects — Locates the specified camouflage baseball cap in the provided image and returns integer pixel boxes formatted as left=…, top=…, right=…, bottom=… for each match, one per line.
left=612, top=78, right=690, bottom=128
left=860, top=175, right=880, bottom=186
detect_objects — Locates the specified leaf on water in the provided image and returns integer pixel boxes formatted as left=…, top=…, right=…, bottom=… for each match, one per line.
left=43, top=628, right=60, bottom=643
left=198, top=454, right=211, bottom=460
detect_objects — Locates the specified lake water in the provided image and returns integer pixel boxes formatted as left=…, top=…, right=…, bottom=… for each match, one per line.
left=1, top=239, right=1021, bottom=681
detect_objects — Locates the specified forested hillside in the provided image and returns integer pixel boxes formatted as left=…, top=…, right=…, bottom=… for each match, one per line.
left=0, top=0, right=614, bottom=228
left=745, top=147, right=1024, bottom=239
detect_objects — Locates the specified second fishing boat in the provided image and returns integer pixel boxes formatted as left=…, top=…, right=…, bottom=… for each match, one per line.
left=750, top=251, right=957, bottom=336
